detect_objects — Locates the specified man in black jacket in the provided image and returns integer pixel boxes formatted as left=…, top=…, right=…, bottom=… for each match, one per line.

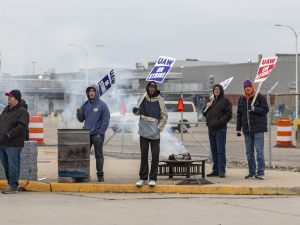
left=0, top=90, right=29, bottom=194
left=236, top=80, right=269, bottom=179
left=203, top=84, right=232, bottom=178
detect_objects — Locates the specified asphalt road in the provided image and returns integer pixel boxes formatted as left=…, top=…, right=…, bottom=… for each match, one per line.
left=1, top=192, right=299, bottom=225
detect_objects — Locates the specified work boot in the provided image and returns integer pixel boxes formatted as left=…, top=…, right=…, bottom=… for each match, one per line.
left=206, top=172, right=219, bottom=177
left=97, top=175, right=104, bottom=182
left=219, top=173, right=226, bottom=178
left=2, top=186, right=18, bottom=194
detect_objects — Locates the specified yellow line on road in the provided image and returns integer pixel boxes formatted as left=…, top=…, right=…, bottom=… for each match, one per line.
left=49, top=160, right=57, bottom=163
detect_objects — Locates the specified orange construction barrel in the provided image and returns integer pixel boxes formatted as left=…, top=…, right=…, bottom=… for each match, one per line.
left=276, top=118, right=292, bottom=146
left=29, top=114, right=44, bottom=144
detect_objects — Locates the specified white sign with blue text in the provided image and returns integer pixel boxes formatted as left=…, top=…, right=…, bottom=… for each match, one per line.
left=98, top=69, right=116, bottom=97
left=146, top=56, right=176, bottom=83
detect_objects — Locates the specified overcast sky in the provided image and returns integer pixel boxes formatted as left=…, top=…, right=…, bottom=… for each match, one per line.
left=0, top=0, right=299, bottom=76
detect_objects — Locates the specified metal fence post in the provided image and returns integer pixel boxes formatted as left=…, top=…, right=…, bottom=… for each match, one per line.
left=181, top=92, right=183, bottom=149
left=121, top=115, right=125, bottom=153
left=267, top=82, right=279, bottom=167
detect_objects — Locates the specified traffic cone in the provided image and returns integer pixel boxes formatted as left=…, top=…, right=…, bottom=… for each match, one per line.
left=177, top=98, right=185, bottom=112
left=120, top=102, right=126, bottom=114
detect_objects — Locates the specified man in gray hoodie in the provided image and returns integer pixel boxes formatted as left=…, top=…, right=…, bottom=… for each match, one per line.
left=77, top=84, right=110, bottom=182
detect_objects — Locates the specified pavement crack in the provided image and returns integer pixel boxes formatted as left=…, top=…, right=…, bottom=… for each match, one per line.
left=199, top=198, right=300, bottom=218
left=56, top=192, right=200, bottom=201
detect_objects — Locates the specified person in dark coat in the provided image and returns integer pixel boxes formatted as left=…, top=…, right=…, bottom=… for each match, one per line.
left=0, top=90, right=29, bottom=194
left=236, top=80, right=269, bottom=179
left=203, top=84, right=232, bottom=178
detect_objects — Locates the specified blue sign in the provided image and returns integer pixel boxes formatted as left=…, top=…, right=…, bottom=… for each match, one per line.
left=146, top=56, right=176, bottom=83
left=98, top=69, right=116, bottom=97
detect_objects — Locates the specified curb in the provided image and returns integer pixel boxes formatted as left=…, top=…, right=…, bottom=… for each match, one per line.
left=0, top=180, right=28, bottom=189
left=1, top=180, right=300, bottom=195
left=50, top=184, right=299, bottom=195
left=25, top=181, right=51, bottom=192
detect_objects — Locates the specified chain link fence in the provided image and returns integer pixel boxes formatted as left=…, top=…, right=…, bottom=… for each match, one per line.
left=0, top=79, right=299, bottom=168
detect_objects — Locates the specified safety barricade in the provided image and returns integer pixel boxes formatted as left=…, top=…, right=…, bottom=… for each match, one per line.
left=29, top=114, right=44, bottom=144
left=276, top=118, right=292, bottom=146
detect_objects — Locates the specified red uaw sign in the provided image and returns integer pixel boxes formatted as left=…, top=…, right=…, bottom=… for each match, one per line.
left=254, top=57, right=277, bottom=83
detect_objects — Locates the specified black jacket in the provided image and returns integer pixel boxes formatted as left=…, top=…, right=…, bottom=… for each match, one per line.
left=0, top=100, right=29, bottom=147
left=203, top=84, right=232, bottom=130
left=236, top=92, right=269, bottom=135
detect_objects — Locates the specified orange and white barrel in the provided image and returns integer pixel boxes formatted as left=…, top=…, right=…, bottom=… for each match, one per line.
left=29, top=114, right=44, bottom=144
left=276, top=118, right=292, bottom=146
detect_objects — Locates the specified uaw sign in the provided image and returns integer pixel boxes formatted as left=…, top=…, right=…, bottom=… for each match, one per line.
left=98, top=69, right=116, bottom=97
left=254, top=57, right=277, bottom=83
left=146, top=56, right=176, bottom=83
left=220, top=77, right=233, bottom=90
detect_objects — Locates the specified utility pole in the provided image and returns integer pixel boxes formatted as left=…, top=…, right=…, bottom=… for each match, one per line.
left=31, top=62, right=37, bottom=75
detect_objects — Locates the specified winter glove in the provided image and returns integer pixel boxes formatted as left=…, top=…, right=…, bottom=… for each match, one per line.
left=236, top=131, right=241, bottom=136
left=132, top=107, right=139, bottom=113
left=251, top=103, right=255, bottom=111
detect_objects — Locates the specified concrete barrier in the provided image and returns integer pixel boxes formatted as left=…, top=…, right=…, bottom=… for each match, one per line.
left=0, top=141, right=38, bottom=181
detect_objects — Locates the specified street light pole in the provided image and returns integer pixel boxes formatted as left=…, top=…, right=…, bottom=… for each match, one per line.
left=275, top=24, right=300, bottom=119
left=31, top=62, right=37, bottom=75
left=69, top=44, right=105, bottom=87
left=248, top=59, right=252, bottom=80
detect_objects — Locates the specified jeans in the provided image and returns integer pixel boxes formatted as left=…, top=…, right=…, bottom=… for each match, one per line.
left=0, top=144, right=22, bottom=189
left=244, top=132, right=265, bottom=175
left=208, top=128, right=227, bottom=173
left=90, top=134, right=105, bottom=176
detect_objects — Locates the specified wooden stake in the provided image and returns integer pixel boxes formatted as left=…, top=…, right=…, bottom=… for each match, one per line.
left=137, top=92, right=147, bottom=108
left=203, top=97, right=214, bottom=113
left=252, top=82, right=262, bottom=103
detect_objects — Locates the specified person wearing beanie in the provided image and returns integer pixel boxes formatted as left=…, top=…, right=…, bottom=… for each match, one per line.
left=132, top=81, right=168, bottom=187
left=0, top=89, right=29, bottom=194
left=202, top=84, right=232, bottom=178
left=236, top=80, right=269, bottom=179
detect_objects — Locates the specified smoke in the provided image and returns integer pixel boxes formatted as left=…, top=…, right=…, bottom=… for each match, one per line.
left=20, top=66, right=188, bottom=158
left=160, top=127, right=187, bottom=159
left=115, top=87, right=188, bottom=160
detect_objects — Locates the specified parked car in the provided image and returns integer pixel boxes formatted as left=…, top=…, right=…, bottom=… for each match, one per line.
left=164, top=101, right=197, bottom=133
left=109, top=101, right=197, bottom=133
left=109, top=102, right=138, bottom=133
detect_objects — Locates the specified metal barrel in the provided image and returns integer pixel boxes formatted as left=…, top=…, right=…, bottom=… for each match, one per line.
left=57, top=129, right=90, bottom=178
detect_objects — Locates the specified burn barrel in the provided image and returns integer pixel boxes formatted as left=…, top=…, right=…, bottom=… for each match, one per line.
left=58, top=129, right=90, bottom=179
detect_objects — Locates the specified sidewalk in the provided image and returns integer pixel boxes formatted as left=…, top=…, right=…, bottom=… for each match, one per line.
left=1, top=156, right=300, bottom=195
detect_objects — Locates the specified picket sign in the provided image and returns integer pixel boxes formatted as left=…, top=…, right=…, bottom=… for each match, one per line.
left=137, top=56, right=176, bottom=108
left=203, top=77, right=234, bottom=113
left=81, top=69, right=116, bottom=108
left=98, top=69, right=116, bottom=97
left=252, top=57, right=277, bottom=103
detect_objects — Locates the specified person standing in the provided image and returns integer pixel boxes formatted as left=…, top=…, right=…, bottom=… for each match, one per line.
left=203, top=84, right=232, bottom=178
left=236, top=80, right=269, bottom=179
left=133, top=81, right=168, bottom=186
left=77, top=84, right=110, bottom=182
left=0, top=90, right=29, bottom=194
